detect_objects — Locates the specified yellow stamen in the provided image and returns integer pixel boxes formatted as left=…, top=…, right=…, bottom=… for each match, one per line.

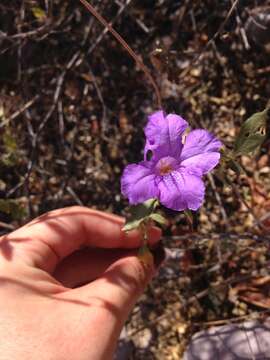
left=159, top=163, right=173, bottom=175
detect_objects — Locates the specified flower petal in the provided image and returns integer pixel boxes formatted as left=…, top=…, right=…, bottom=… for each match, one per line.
left=181, top=152, right=221, bottom=175
left=157, top=168, right=205, bottom=211
left=181, top=129, right=222, bottom=160
left=121, top=162, right=159, bottom=204
left=180, top=129, right=221, bottom=174
left=144, top=111, right=188, bottom=160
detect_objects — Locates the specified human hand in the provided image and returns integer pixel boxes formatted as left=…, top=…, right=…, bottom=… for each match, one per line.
left=0, top=206, right=162, bottom=360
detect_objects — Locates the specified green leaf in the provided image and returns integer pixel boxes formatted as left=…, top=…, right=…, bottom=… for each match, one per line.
left=233, top=108, right=269, bottom=156
left=31, top=7, right=46, bottom=21
left=122, top=219, right=142, bottom=232
left=123, top=198, right=158, bottom=232
left=0, top=199, right=26, bottom=220
left=1, top=130, right=19, bottom=166
left=3, top=131, right=17, bottom=152
left=149, top=213, right=168, bottom=227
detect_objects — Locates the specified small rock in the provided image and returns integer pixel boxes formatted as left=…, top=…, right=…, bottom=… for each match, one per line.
left=132, top=328, right=152, bottom=349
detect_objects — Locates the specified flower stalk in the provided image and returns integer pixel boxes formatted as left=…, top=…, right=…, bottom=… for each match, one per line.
left=138, top=221, right=154, bottom=267
left=78, top=0, right=162, bottom=109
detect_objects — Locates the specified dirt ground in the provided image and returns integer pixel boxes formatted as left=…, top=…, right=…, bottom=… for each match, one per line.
left=0, top=1, right=270, bottom=358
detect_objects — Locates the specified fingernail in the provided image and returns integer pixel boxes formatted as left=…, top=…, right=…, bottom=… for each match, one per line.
left=151, top=242, right=166, bottom=269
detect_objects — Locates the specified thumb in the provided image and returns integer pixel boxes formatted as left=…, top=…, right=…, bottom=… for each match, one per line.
left=73, top=244, right=165, bottom=327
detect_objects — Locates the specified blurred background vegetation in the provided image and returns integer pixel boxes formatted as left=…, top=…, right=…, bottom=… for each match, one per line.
left=1, top=1, right=270, bottom=358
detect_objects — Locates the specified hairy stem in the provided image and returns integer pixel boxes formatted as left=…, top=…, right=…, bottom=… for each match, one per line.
left=79, top=0, right=162, bottom=109
left=140, top=222, right=148, bottom=247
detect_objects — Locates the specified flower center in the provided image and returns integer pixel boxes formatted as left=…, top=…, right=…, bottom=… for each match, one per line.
left=156, top=156, right=178, bottom=176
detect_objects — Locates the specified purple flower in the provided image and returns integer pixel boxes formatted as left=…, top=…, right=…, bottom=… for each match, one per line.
left=121, top=111, right=222, bottom=211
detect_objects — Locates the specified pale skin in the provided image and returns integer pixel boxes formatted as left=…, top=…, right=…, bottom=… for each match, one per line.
left=0, top=206, right=161, bottom=360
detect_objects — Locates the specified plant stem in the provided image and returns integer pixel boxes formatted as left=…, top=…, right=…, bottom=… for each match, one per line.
left=140, top=221, right=148, bottom=247
left=138, top=221, right=153, bottom=267
left=78, top=0, right=162, bottom=109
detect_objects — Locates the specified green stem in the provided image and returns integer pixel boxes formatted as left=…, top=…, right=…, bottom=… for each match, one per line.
left=140, top=221, right=148, bottom=248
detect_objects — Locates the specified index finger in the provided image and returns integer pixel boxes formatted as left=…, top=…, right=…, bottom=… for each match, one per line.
left=1, top=206, right=161, bottom=272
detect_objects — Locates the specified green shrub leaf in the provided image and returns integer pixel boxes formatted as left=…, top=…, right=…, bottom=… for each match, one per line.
left=233, top=108, right=269, bottom=156
left=149, top=213, right=168, bottom=227
left=0, top=199, right=26, bottom=220
left=123, top=198, right=158, bottom=231
left=31, top=7, right=46, bottom=21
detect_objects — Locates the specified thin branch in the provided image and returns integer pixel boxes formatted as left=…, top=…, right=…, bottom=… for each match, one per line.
left=66, top=186, right=84, bottom=206
left=0, top=221, right=15, bottom=230
left=82, top=0, right=133, bottom=59
left=87, top=65, right=108, bottom=133
left=78, top=0, right=162, bottom=109
left=0, top=95, right=39, bottom=128
left=232, top=0, right=250, bottom=50
left=180, top=0, right=240, bottom=78
left=207, top=173, right=229, bottom=230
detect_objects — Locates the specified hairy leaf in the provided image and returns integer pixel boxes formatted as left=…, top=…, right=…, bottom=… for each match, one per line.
left=123, top=198, right=158, bottom=231
left=149, top=213, right=168, bottom=227
left=233, top=108, right=269, bottom=156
